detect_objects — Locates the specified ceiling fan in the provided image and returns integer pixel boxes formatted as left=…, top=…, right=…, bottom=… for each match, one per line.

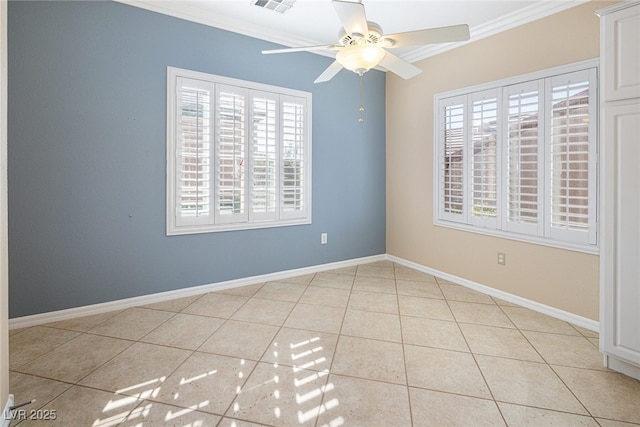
left=261, top=0, right=471, bottom=84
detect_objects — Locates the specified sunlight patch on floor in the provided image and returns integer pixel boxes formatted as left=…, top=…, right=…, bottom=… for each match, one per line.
left=180, top=370, right=218, bottom=385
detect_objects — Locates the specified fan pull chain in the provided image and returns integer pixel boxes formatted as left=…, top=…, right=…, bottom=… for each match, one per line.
left=358, top=73, right=365, bottom=123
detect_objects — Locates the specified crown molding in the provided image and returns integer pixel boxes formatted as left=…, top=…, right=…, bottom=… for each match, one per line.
left=402, top=0, right=591, bottom=63
left=595, top=0, right=640, bottom=16
left=114, top=0, right=336, bottom=57
left=116, top=0, right=591, bottom=64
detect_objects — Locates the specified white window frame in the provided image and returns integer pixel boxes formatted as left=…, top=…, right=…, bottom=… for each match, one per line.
left=167, top=67, right=312, bottom=235
left=433, top=59, right=598, bottom=254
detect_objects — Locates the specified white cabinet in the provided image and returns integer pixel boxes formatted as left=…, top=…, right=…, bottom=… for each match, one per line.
left=601, top=2, right=640, bottom=101
left=598, top=1, right=640, bottom=380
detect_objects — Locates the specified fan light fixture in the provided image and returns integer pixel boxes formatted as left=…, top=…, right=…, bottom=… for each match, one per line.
left=261, top=0, right=470, bottom=122
left=336, top=44, right=386, bottom=76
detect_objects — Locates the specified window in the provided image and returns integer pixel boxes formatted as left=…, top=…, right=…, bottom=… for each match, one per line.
left=434, top=61, right=597, bottom=252
left=167, top=67, right=312, bottom=235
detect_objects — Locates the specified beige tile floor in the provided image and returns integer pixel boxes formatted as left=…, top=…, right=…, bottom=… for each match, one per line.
left=8, top=261, right=640, bottom=426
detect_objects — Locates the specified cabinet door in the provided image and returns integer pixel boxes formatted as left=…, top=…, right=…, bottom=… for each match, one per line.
left=602, top=4, right=640, bottom=101
left=601, top=101, right=640, bottom=367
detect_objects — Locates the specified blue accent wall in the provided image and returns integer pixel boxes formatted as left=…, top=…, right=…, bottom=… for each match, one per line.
left=8, top=1, right=386, bottom=318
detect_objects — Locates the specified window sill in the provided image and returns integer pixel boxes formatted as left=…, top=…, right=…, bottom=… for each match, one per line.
left=167, top=217, right=312, bottom=236
left=433, top=219, right=599, bottom=255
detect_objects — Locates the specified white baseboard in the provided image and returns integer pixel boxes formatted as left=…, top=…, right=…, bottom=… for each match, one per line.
left=388, top=255, right=599, bottom=332
left=9, top=253, right=599, bottom=333
left=604, top=354, right=640, bottom=381
left=8, top=254, right=387, bottom=330
left=1, top=394, right=13, bottom=427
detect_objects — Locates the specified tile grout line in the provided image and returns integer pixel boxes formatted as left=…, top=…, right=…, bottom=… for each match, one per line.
left=435, top=276, right=510, bottom=426
left=545, top=362, right=597, bottom=420
left=313, top=268, right=357, bottom=427
left=88, top=289, right=254, bottom=422
left=211, top=275, right=311, bottom=425
left=148, top=291, right=260, bottom=422
left=97, top=307, right=204, bottom=423
left=9, top=262, right=638, bottom=425
left=394, top=262, right=417, bottom=427
left=9, top=307, right=159, bottom=422
left=493, top=297, right=597, bottom=422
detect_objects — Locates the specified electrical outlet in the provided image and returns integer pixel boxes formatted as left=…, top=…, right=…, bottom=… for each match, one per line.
left=321, top=233, right=327, bottom=244
left=497, top=252, right=506, bottom=265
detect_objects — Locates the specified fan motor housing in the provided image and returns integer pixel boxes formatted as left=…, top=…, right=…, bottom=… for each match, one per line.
left=339, top=21, right=383, bottom=46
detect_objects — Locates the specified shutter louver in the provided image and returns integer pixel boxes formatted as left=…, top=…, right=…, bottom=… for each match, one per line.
left=251, top=94, right=278, bottom=220
left=471, top=94, right=498, bottom=227
left=217, top=86, right=247, bottom=223
left=441, top=101, right=465, bottom=221
left=506, top=83, right=543, bottom=235
left=282, top=99, right=306, bottom=218
left=549, top=77, right=592, bottom=236
left=176, top=79, right=211, bottom=225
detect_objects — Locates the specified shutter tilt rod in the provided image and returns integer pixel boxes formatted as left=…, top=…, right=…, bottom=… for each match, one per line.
left=9, top=399, right=36, bottom=411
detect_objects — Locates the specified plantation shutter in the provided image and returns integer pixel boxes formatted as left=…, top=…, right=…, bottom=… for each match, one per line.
left=167, top=67, right=312, bottom=235
left=469, top=90, right=500, bottom=229
left=504, top=81, right=544, bottom=236
left=433, top=62, right=598, bottom=250
left=175, top=77, right=213, bottom=227
left=438, top=96, right=466, bottom=223
left=250, top=92, right=279, bottom=221
left=281, top=96, right=307, bottom=220
left=215, top=85, right=248, bottom=224
left=545, top=69, right=597, bottom=245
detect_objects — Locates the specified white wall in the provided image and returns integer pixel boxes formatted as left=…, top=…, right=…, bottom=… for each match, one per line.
left=1, top=0, right=9, bottom=408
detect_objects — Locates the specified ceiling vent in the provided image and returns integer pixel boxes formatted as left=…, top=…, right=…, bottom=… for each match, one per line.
left=252, top=0, right=296, bottom=14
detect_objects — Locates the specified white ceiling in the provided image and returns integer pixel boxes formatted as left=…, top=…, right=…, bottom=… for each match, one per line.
left=119, top=0, right=588, bottom=62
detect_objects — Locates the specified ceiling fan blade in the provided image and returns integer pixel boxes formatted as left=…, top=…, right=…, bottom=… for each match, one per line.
left=383, top=24, right=470, bottom=48
left=314, top=60, right=344, bottom=83
left=262, top=44, right=340, bottom=55
left=378, top=50, right=422, bottom=80
left=333, top=0, right=369, bottom=36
